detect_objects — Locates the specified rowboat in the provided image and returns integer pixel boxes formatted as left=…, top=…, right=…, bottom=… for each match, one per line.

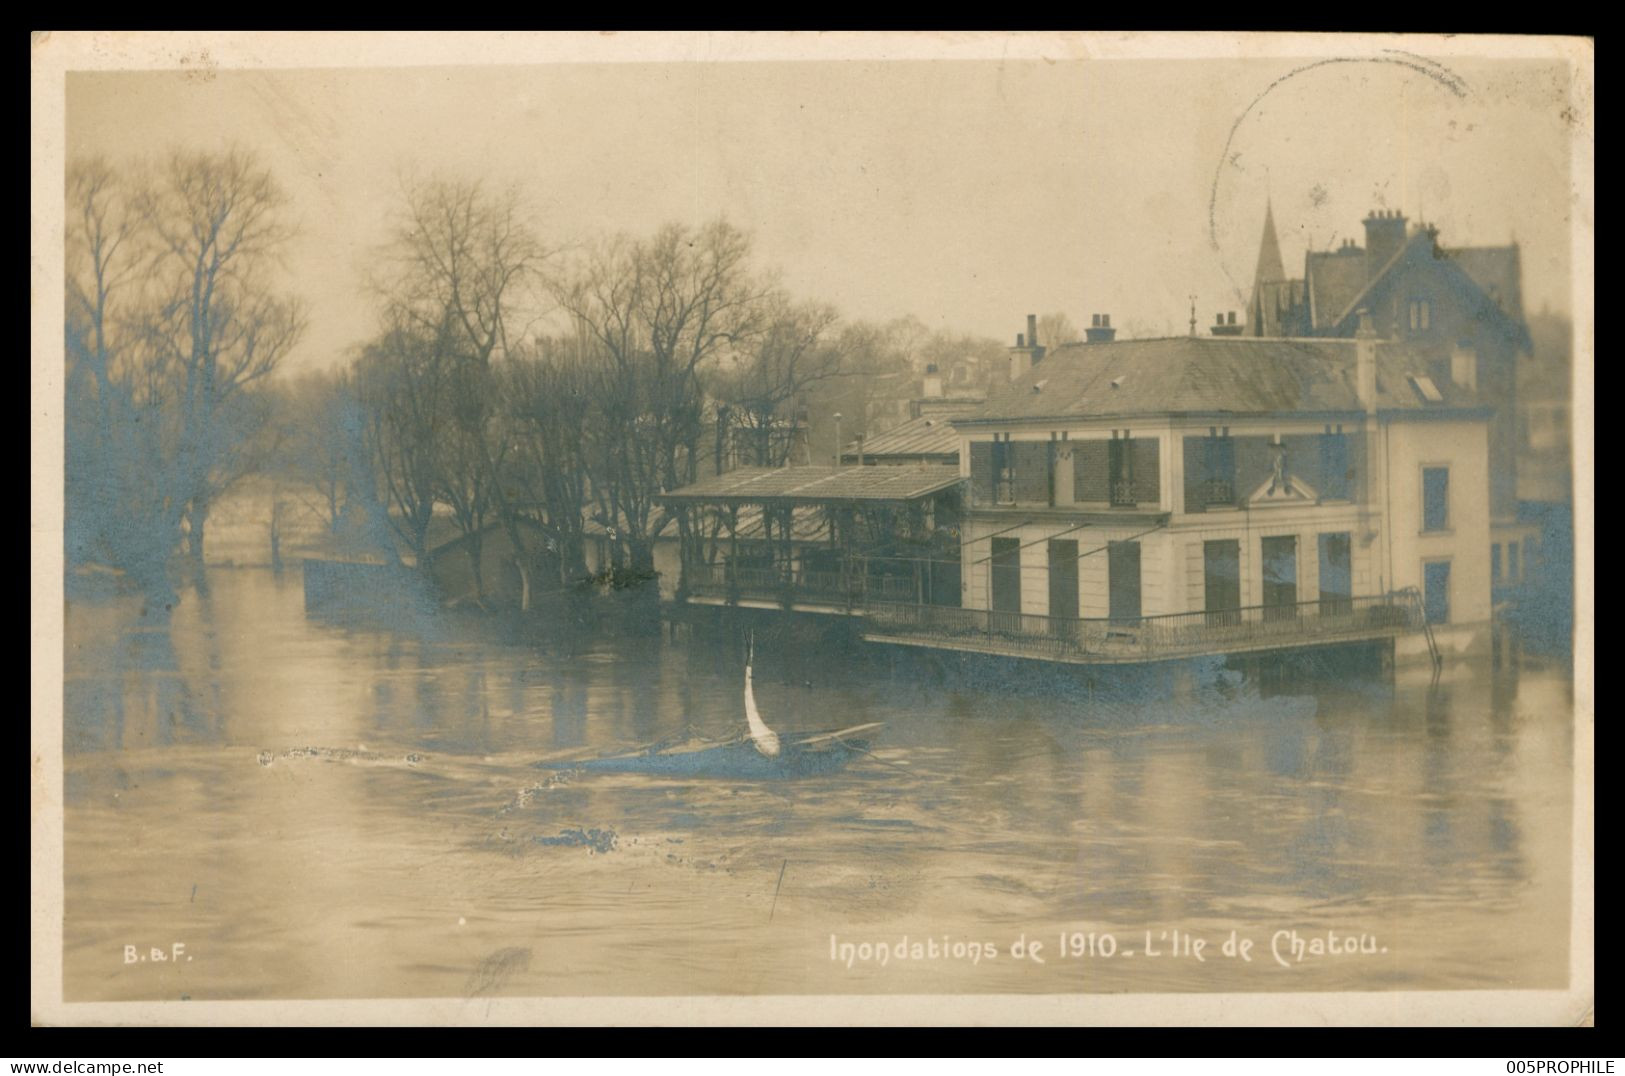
left=536, top=634, right=881, bottom=780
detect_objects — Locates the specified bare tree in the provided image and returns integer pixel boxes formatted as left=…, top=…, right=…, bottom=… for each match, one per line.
left=371, top=174, right=551, bottom=594
left=66, top=157, right=158, bottom=583
left=554, top=219, right=767, bottom=576
left=353, top=320, right=449, bottom=567
left=1036, top=312, right=1080, bottom=349
left=501, top=339, right=594, bottom=590
left=714, top=295, right=847, bottom=467
left=434, top=359, right=508, bottom=601
left=272, top=369, right=366, bottom=537
left=65, top=150, right=303, bottom=599
left=136, top=147, right=307, bottom=566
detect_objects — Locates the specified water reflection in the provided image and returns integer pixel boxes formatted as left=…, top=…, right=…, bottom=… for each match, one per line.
left=62, top=569, right=1575, bottom=1000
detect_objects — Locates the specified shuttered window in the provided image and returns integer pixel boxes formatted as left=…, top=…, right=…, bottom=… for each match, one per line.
left=1011, top=442, right=1052, bottom=505
left=1422, top=467, right=1449, bottom=532
left=1074, top=441, right=1110, bottom=503
left=1132, top=438, right=1160, bottom=506
left=1320, top=433, right=1351, bottom=500
left=969, top=441, right=994, bottom=506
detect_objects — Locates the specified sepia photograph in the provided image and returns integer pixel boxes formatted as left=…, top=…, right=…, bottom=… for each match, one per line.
left=30, top=31, right=1593, bottom=1026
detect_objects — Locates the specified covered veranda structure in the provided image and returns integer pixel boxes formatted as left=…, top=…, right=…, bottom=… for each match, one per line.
left=656, top=465, right=966, bottom=613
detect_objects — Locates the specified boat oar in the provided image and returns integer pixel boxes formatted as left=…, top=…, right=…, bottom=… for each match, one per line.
left=835, top=738, right=914, bottom=776
left=793, top=722, right=884, bottom=746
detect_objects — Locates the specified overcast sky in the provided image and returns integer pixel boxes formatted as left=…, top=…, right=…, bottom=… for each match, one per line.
left=62, top=39, right=1582, bottom=375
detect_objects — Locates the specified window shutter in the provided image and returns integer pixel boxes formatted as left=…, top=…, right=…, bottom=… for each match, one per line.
left=1182, top=437, right=1206, bottom=513
left=1075, top=441, right=1110, bottom=503
left=1132, top=438, right=1161, bottom=505
left=1012, top=442, right=1051, bottom=504
left=969, top=441, right=994, bottom=506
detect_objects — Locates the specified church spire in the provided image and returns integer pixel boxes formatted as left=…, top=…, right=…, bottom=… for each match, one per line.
left=1253, top=199, right=1286, bottom=286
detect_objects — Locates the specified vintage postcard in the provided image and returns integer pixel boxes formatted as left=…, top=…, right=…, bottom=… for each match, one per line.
left=31, top=31, right=1593, bottom=1026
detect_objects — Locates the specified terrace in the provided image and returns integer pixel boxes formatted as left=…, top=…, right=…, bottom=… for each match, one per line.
left=861, top=591, right=1432, bottom=665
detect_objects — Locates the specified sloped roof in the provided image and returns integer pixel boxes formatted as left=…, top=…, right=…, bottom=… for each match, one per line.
left=956, top=335, right=1482, bottom=423
left=1305, top=248, right=1370, bottom=330
left=1449, top=245, right=1524, bottom=319
left=1309, top=230, right=1528, bottom=337
left=841, top=413, right=966, bottom=461
left=657, top=465, right=963, bottom=505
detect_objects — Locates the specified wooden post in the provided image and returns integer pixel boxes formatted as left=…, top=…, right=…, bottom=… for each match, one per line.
left=778, top=502, right=795, bottom=610
left=726, top=505, right=741, bottom=606
left=674, top=504, right=692, bottom=603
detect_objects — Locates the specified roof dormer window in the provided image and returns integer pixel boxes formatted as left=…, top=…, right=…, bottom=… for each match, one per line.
left=1408, top=298, right=1432, bottom=332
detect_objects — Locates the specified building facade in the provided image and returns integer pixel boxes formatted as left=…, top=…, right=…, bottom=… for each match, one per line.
left=950, top=325, right=1494, bottom=658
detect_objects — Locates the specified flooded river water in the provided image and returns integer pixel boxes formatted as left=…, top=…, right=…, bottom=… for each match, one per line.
left=60, top=569, right=1575, bottom=1000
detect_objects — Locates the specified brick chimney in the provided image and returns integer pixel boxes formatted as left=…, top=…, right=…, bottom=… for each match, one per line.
left=1084, top=313, right=1117, bottom=343
left=1363, top=209, right=1408, bottom=278
left=1008, top=315, right=1044, bottom=380
left=922, top=362, right=943, bottom=399
left=1355, top=308, right=1378, bottom=414
left=1210, top=311, right=1243, bottom=337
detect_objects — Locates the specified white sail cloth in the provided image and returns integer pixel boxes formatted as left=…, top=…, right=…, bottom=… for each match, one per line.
left=743, top=665, right=781, bottom=757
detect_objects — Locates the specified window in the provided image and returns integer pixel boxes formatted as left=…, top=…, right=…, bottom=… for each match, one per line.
left=1203, top=540, right=1241, bottom=627
left=1423, top=561, right=1451, bottom=625
left=1204, top=435, right=1236, bottom=507
left=990, top=537, right=1021, bottom=622
left=1409, top=375, right=1444, bottom=403
left=1422, top=467, right=1450, bottom=532
left=1262, top=535, right=1299, bottom=622
left=1508, top=541, right=1520, bottom=582
left=1108, top=541, right=1141, bottom=623
left=1491, top=543, right=1502, bottom=582
left=1048, top=539, right=1079, bottom=635
left=1318, top=533, right=1353, bottom=617
left=1409, top=299, right=1432, bottom=332
left=992, top=440, right=1014, bottom=505
left=1109, top=438, right=1136, bottom=507
left=1319, top=432, right=1350, bottom=500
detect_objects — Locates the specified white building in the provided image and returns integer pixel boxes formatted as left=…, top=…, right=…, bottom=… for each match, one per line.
left=947, top=316, right=1492, bottom=660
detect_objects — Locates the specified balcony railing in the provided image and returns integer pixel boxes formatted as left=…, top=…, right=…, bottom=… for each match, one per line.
left=863, top=592, right=1424, bottom=662
left=1203, top=478, right=1236, bottom=508
left=1111, top=479, right=1137, bottom=507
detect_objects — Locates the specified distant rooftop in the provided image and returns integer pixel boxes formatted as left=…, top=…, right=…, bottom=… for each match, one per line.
left=658, top=465, right=962, bottom=506
left=842, top=410, right=972, bottom=462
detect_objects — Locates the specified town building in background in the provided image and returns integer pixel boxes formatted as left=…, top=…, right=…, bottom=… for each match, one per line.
left=1244, top=203, right=1562, bottom=628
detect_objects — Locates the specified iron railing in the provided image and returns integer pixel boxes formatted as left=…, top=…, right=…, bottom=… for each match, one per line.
left=1204, top=478, right=1236, bottom=508
left=863, top=592, right=1424, bottom=661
